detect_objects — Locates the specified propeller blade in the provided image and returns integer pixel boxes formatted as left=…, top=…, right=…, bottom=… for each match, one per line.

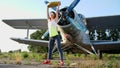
left=66, top=0, right=80, bottom=13
left=41, top=29, right=49, bottom=39
left=44, top=0, right=49, bottom=4
left=66, top=16, right=87, bottom=32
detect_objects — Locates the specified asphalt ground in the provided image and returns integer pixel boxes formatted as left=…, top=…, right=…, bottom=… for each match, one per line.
left=0, top=64, right=53, bottom=68
left=0, top=64, right=70, bottom=68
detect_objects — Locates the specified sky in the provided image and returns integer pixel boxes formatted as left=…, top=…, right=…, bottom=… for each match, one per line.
left=0, top=0, right=120, bottom=52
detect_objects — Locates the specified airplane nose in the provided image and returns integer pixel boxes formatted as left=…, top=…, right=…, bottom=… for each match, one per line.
left=58, top=0, right=80, bottom=26
left=58, top=7, right=75, bottom=26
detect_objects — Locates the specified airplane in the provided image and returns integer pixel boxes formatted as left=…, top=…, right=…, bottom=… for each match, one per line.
left=2, top=0, right=120, bottom=59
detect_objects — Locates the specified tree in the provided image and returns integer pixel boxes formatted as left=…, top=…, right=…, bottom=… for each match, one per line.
left=0, top=49, right=1, bottom=53
left=28, top=30, right=48, bottom=53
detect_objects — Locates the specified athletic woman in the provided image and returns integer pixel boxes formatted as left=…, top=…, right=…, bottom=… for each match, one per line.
left=42, top=2, right=64, bottom=65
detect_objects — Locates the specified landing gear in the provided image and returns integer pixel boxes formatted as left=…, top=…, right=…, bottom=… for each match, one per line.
left=98, top=50, right=102, bottom=59
left=74, top=43, right=94, bottom=54
left=90, top=43, right=98, bottom=56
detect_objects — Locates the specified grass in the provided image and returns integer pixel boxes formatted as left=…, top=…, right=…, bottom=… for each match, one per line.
left=0, top=52, right=120, bottom=68
left=14, top=52, right=22, bottom=64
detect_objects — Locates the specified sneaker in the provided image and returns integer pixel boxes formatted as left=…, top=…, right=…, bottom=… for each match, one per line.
left=59, top=61, right=64, bottom=66
left=42, top=60, right=50, bottom=64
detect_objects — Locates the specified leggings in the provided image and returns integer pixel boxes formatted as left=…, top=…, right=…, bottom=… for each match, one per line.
left=48, top=35, right=63, bottom=61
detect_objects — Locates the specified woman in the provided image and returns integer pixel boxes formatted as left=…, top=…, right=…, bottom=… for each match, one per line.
left=42, top=2, right=64, bottom=65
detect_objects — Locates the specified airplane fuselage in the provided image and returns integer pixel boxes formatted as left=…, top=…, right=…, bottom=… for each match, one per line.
left=58, top=7, right=91, bottom=46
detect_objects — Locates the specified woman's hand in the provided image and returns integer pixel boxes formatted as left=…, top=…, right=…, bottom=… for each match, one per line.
left=57, top=1, right=61, bottom=6
left=47, top=5, right=50, bottom=8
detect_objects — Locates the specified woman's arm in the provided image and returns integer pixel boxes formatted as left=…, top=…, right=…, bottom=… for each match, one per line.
left=47, top=6, right=50, bottom=22
left=55, top=2, right=60, bottom=23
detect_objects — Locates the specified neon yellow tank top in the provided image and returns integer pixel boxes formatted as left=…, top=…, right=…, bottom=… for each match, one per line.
left=48, top=20, right=58, bottom=37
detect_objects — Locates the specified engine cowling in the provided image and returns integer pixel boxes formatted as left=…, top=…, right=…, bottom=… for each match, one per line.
left=58, top=7, right=76, bottom=26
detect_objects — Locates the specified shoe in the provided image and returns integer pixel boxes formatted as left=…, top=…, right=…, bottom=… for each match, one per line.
left=42, top=60, right=50, bottom=64
left=59, top=61, right=64, bottom=66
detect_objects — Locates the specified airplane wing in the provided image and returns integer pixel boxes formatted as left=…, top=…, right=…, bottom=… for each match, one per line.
left=2, top=19, right=48, bottom=29
left=91, top=40, right=120, bottom=51
left=74, top=40, right=120, bottom=54
left=11, top=37, right=65, bottom=47
left=3, top=15, right=120, bottom=30
left=86, top=15, right=120, bottom=30
left=11, top=37, right=48, bottom=46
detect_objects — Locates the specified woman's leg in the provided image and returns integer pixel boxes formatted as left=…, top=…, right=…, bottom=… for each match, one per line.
left=55, top=35, right=63, bottom=61
left=48, top=37, right=55, bottom=60
left=43, top=37, right=55, bottom=64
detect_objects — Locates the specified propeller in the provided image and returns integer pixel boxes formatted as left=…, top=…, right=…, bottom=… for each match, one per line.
left=44, top=0, right=49, bottom=4
left=58, top=0, right=80, bottom=25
